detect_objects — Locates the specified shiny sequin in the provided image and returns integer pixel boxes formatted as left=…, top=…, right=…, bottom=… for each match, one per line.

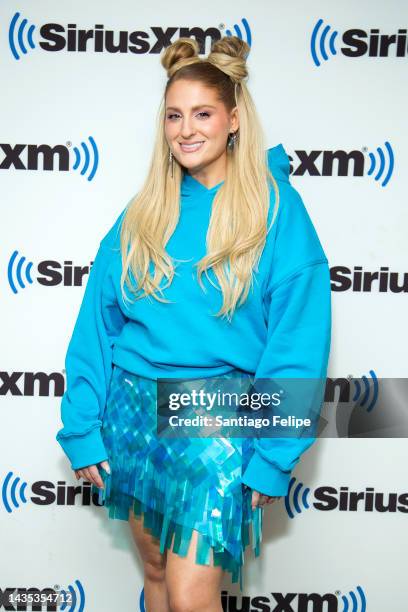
left=92, top=365, right=263, bottom=590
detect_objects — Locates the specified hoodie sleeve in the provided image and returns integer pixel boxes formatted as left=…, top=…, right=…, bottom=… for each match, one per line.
left=56, top=208, right=128, bottom=471
left=241, top=182, right=332, bottom=497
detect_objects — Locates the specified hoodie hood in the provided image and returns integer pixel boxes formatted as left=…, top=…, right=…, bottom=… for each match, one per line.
left=266, top=143, right=290, bottom=184
left=180, top=142, right=290, bottom=197
left=181, top=172, right=224, bottom=198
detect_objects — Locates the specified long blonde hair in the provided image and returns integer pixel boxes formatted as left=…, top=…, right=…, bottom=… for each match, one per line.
left=119, top=35, right=280, bottom=323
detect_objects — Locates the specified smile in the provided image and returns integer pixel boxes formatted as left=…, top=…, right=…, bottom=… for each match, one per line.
left=179, top=141, right=205, bottom=153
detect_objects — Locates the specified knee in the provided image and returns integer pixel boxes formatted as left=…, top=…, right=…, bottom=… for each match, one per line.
left=168, top=597, right=194, bottom=612
left=143, top=558, right=166, bottom=583
left=169, top=592, right=212, bottom=612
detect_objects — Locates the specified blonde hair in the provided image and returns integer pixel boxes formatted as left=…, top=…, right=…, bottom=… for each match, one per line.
left=119, top=36, right=280, bottom=323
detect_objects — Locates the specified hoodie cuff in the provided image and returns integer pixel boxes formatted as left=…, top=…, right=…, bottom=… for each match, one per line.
left=241, top=451, right=291, bottom=497
left=56, top=427, right=108, bottom=471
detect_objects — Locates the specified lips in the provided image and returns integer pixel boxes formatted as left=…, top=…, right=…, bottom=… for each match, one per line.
left=179, top=141, right=205, bottom=153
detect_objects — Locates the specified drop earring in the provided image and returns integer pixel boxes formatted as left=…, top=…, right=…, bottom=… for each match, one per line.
left=168, top=149, right=174, bottom=178
left=227, top=131, right=237, bottom=151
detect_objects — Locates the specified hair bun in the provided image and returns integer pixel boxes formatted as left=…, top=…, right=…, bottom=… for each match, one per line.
left=161, top=37, right=200, bottom=79
left=207, top=36, right=250, bottom=84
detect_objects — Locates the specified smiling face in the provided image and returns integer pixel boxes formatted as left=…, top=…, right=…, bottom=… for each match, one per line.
left=164, top=79, right=239, bottom=179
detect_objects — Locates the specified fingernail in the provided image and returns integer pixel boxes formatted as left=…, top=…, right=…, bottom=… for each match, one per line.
left=106, top=465, right=111, bottom=474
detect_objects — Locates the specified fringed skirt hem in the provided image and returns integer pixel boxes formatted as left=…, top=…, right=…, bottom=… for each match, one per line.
left=91, top=366, right=264, bottom=590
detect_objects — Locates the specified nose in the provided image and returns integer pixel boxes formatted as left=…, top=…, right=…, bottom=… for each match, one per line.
left=179, top=116, right=196, bottom=140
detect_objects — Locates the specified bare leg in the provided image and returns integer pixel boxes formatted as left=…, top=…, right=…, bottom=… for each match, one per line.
left=166, top=529, right=224, bottom=612
left=128, top=507, right=170, bottom=612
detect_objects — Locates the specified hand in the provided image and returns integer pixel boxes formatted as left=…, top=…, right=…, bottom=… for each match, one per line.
left=251, top=489, right=282, bottom=510
left=74, top=460, right=111, bottom=490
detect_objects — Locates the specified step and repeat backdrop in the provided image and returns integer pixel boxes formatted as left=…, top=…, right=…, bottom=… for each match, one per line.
left=2, top=1, right=407, bottom=610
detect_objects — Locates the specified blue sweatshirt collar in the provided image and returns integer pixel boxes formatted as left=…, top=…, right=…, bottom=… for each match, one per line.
left=181, top=172, right=225, bottom=197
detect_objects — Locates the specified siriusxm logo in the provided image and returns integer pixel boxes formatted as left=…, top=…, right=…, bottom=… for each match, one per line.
left=325, top=371, right=378, bottom=413
left=0, top=141, right=395, bottom=186
left=311, top=19, right=408, bottom=66
left=321, top=370, right=381, bottom=441
left=8, top=13, right=251, bottom=60
left=0, top=136, right=99, bottom=181
left=7, top=252, right=94, bottom=294
left=121, top=584, right=370, bottom=612
left=330, top=266, right=408, bottom=293
left=290, top=142, right=394, bottom=187
left=285, top=478, right=408, bottom=520
left=0, top=370, right=65, bottom=396
left=350, top=371, right=378, bottom=413
left=220, top=587, right=367, bottom=612
left=1, top=580, right=85, bottom=610
left=1, top=471, right=104, bottom=513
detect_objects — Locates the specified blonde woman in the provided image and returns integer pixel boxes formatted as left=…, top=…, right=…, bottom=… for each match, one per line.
left=56, top=36, right=331, bottom=611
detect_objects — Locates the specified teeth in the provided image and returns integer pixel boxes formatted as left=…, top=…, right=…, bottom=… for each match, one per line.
left=180, top=141, right=204, bottom=152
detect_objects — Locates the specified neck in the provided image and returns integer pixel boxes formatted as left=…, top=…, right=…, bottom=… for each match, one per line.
left=187, top=152, right=227, bottom=190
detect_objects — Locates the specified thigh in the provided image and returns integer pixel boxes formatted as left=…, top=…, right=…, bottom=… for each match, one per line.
left=166, top=529, right=224, bottom=610
left=128, top=507, right=167, bottom=571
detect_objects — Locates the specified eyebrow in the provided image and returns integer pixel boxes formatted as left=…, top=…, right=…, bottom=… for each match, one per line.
left=166, top=104, right=217, bottom=112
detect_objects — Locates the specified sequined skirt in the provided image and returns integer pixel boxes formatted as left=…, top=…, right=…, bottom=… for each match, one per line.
left=92, top=364, right=263, bottom=589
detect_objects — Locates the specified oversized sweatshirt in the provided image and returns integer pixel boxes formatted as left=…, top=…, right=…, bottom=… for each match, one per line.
left=56, top=143, right=332, bottom=497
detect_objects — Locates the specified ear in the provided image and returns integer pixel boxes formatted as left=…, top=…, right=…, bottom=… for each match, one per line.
left=230, top=106, right=239, bottom=132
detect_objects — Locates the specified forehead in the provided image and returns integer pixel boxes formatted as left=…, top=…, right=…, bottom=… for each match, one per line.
left=165, top=79, right=219, bottom=110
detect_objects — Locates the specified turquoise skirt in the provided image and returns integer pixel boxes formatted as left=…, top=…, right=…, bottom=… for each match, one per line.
left=93, top=364, right=263, bottom=590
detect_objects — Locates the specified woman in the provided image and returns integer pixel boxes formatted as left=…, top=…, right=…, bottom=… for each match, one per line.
left=56, top=36, right=331, bottom=611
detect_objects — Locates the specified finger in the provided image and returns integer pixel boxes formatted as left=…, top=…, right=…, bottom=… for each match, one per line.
left=76, top=468, right=97, bottom=487
left=251, top=491, right=260, bottom=510
left=82, top=468, right=95, bottom=487
left=99, top=460, right=111, bottom=475
left=89, top=465, right=104, bottom=489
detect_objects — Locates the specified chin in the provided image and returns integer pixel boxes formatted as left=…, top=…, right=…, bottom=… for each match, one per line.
left=180, top=153, right=216, bottom=171
left=177, top=157, right=203, bottom=172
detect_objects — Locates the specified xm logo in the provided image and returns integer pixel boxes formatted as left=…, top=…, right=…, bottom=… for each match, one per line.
left=112, top=584, right=370, bottom=612
left=321, top=370, right=382, bottom=440
left=8, top=13, right=251, bottom=60
left=0, top=136, right=99, bottom=181
left=284, top=477, right=408, bottom=519
left=0, top=370, right=65, bottom=396
left=290, top=142, right=394, bottom=187
left=311, top=18, right=408, bottom=66
left=1, top=580, right=85, bottom=610
left=325, top=371, right=379, bottom=415
left=323, top=371, right=408, bottom=442
left=1, top=471, right=104, bottom=513
left=7, top=252, right=93, bottom=294
left=220, top=587, right=367, bottom=612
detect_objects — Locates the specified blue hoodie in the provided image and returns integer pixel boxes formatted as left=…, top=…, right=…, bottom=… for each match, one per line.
left=56, top=143, right=331, bottom=496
